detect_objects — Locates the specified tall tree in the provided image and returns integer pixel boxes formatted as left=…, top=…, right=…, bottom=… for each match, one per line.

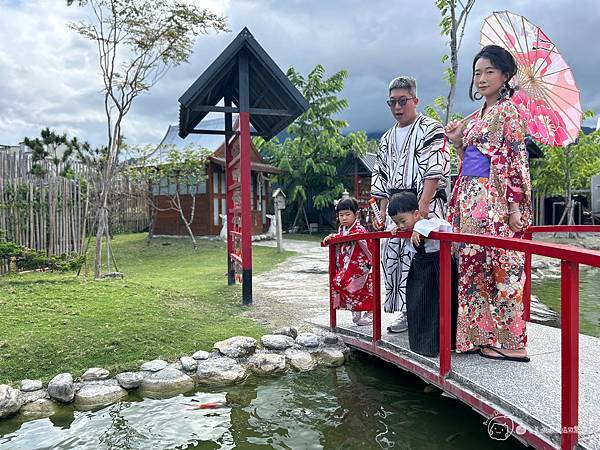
left=435, top=0, right=476, bottom=124
left=531, top=128, right=600, bottom=225
left=66, top=0, right=228, bottom=278
left=257, top=65, right=368, bottom=230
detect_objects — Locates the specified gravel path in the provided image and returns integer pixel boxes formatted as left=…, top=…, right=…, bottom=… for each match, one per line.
left=241, top=239, right=331, bottom=332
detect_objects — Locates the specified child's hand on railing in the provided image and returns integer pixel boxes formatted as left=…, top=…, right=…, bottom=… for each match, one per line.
left=411, top=231, right=423, bottom=247
left=322, top=233, right=336, bottom=245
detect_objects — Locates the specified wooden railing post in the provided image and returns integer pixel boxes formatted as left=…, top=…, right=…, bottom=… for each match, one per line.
left=523, top=231, right=533, bottom=321
left=328, top=245, right=336, bottom=330
left=372, top=238, right=381, bottom=343
left=439, top=240, right=452, bottom=377
left=561, top=260, right=579, bottom=450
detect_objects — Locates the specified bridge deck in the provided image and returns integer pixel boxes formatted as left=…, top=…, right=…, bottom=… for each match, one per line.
left=307, top=312, right=600, bottom=450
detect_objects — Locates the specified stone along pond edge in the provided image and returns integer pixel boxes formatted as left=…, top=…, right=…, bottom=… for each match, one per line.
left=0, top=328, right=348, bottom=420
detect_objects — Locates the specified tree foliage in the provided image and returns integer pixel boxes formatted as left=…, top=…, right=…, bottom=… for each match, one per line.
left=23, top=128, right=75, bottom=178
left=531, top=130, right=600, bottom=195
left=257, top=65, right=368, bottom=222
left=434, top=0, right=476, bottom=123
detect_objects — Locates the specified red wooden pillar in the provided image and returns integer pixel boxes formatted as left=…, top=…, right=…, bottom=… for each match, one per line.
left=224, top=96, right=235, bottom=285
left=329, top=245, right=336, bottom=330
left=439, top=240, right=452, bottom=377
left=523, top=231, right=533, bottom=321
left=561, top=260, right=579, bottom=450
left=239, top=50, right=252, bottom=305
left=372, top=238, right=381, bottom=343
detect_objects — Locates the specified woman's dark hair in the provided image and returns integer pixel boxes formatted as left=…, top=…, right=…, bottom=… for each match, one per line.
left=336, top=197, right=359, bottom=213
left=469, top=45, right=517, bottom=101
left=388, top=192, right=418, bottom=217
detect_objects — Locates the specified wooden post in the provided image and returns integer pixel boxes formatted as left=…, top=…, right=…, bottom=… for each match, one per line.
left=561, top=260, right=579, bottom=450
left=239, top=49, right=252, bottom=305
left=439, top=240, right=452, bottom=378
left=276, top=207, right=283, bottom=253
left=372, top=237, right=381, bottom=342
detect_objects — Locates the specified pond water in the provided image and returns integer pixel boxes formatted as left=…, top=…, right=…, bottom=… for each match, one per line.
left=532, top=266, right=600, bottom=337
left=0, top=353, right=523, bottom=450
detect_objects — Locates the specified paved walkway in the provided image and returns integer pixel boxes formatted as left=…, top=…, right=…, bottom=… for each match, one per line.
left=241, top=239, right=332, bottom=331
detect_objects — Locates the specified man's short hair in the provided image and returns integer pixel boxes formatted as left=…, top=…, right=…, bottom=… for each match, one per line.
left=388, top=76, right=417, bottom=97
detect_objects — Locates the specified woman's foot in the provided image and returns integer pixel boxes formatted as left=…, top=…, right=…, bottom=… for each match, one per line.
left=352, top=311, right=362, bottom=324
left=480, top=346, right=530, bottom=362
left=458, top=346, right=481, bottom=354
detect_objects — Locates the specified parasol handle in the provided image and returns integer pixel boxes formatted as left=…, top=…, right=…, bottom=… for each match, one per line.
left=460, top=109, right=478, bottom=125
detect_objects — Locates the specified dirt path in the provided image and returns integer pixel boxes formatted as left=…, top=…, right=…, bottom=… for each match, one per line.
left=241, top=239, right=331, bottom=332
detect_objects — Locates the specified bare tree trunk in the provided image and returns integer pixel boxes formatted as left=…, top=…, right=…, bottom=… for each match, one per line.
left=174, top=191, right=197, bottom=249
left=444, top=5, right=458, bottom=124
left=94, top=207, right=106, bottom=279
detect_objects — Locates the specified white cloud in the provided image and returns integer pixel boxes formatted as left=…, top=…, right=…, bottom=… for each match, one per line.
left=0, top=0, right=598, bottom=149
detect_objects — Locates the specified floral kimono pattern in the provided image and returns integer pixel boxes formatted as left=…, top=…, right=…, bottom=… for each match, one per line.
left=448, top=98, right=532, bottom=352
left=331, top=221, right=374, bottom=312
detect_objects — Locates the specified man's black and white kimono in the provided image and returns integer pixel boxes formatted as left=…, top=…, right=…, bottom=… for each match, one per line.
left=371, top=114, right=450, bottom=314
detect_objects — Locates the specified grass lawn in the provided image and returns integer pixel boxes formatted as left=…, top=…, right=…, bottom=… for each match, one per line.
left=0, top=234, right=294, bottom=386
left=284, top=232, right=329, bottom=243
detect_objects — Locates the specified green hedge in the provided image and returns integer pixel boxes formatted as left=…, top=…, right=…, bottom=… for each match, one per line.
left=0, top=241, right=85, bottom=272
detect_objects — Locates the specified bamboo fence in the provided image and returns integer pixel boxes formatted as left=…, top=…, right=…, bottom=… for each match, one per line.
left=0, top=148, right=149, bottom=274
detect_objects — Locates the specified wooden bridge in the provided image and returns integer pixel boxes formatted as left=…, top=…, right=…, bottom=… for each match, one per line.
left=313, top=225, right=600, bottom=450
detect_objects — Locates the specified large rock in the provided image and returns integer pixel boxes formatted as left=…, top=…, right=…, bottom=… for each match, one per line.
left=272, top=327, right=298, bottom=340
left=116, top=372, right=144, bottom=390
left=141, top=368, right=194, bottom=394
left=81, top=368, right=110, bottom=382
left=247, top=353, right=286, bottom=375
left=196, top=357, right=247, bottom=386
left=22, top=389, right=50, bottom=404
left=260, top=334, right=295, bottom=351
left=140, top=359, right=169, bottom=372
left=285, top=349, right=316, bottom=372
left=47, top=373, right=75, bottom=403
left=192, top=350, right=210, bottom=360
left=0, top=385, right=23, bottom=418
left=295, top=333, right=319, bottom=348
left=213, top=336, right=257, bottom=358
left=317, top=348, right=345, bottom=367
left=321, top=333, right=339, bottom=345
left=75, top=382, right=127, bottom=407
left=180, top=356, right=197, bottom=372
left=20, top=379, right=43, bottom=392
left=19, top=399, right=58, bottom=417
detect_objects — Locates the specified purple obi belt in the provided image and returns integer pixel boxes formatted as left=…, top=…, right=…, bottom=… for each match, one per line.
left=461, top=145, right=490, bottom=178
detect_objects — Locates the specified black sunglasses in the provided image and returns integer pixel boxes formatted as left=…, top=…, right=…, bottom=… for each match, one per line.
left=386, top=97, right=415, bottom=107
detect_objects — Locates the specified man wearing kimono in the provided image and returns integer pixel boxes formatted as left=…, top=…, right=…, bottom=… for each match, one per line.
left=371, top=76, right=450, bottom=333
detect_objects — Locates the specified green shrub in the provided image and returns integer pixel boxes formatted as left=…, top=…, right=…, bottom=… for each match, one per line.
left=0, top=242, right=24, bottom=258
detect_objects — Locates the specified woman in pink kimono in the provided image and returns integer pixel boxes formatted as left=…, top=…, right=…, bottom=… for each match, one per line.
left=323, top=197, right=374, bottom=326
left=445, top=45, right=532, bottom=362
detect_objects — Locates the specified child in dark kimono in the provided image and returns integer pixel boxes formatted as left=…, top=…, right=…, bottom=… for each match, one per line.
left=388, top=192, right=458, bottom=356
left=323, top=197, right=374, bottom=326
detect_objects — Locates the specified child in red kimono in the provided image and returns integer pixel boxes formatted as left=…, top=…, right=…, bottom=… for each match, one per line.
left=323, top=197, right=374, bottom=326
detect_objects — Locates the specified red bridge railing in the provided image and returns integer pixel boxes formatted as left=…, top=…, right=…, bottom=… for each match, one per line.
left=322, top=225, right=600, bottom=450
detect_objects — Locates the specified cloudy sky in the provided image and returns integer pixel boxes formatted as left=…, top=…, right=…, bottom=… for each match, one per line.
left=1, top=0, right=598, bottom=148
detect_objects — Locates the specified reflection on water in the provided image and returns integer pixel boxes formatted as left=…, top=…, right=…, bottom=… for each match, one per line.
left=0, top=354, right=523, bottom=449
left=533, top=267, right=600, bottom=337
